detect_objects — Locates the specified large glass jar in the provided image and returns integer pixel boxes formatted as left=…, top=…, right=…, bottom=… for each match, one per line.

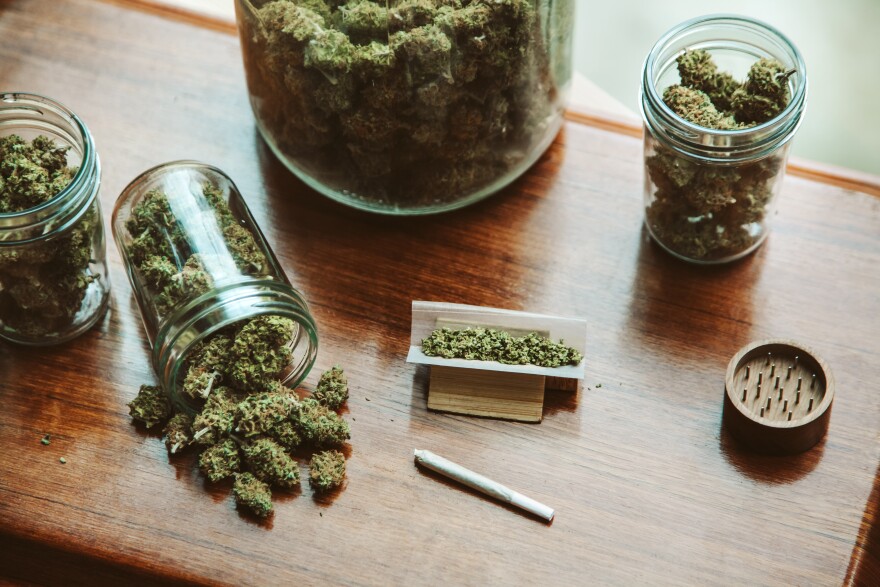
left=235, top=0, right=574, bottom=214
left=0, top=92, right=110, bottom=345
left=640, top=15, right=807, bottom=264
left=112, top=162, right=318, bottom=412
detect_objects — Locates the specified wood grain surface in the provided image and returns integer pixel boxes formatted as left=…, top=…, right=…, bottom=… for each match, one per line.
left=1, top=1, right=879, bottom=585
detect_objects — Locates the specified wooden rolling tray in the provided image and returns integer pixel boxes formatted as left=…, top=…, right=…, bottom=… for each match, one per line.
left=1, top=1, right=878, bottom=584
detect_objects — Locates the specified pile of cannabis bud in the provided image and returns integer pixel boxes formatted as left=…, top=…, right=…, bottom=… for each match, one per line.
left=130, top=355, right=351, bottom=518
left=0, top=135, right=98, bottom=337
left=422, top=327, right=582, bottom=367
left=239, top=0, right=572, bottom=209
left=124, top=184, right=348, bottom=518
left=645, top=49, right=794, bottom=261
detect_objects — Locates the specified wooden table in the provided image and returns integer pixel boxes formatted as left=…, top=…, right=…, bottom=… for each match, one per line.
left=1, top=1, right=879, bottom=584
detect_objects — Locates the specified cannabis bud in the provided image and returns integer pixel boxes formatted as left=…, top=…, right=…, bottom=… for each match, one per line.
left=228, top=316, right=296, bottom=392
left=192, top=387, right=238, bottom=445
left=309, top=450, right=346, bottom=493
left=128, top=384, right=172, bottom=429
left=313, top=366, right=349, bottom=410
left=233, top=472, right=274, bottom=518
left=242, top=437, right=301, bottom=490
left=163, top=412, right=194, bottom=454
left=235, top=391, right=300, bottom=437
left=199, top=438, right=241, bottom=482
left=662, top=85, right=741, bottom=131
left=676, top=48, right=739, bottom=112
left=731, top=58, right=794, bottom=124
left=297, top=398, right=351, bottom=448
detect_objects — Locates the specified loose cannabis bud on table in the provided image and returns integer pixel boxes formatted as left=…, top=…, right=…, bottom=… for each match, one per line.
left=164, top=413, right=194, bottom=454
left=239, top=0, right=572, bottom=209
left=131, top=354, right=352, bottom=518
left=297, top=398, right=352, bottom=447
left=242, top=437, right=301, bottom=489
left=421, top=327, right=583, bottom=367
left=200, top=438, right=241, bottom=482
left=0, top=134, right=99, bottom=338
left=233, top=472, right=274, bottom=518
left=313, top=365, right=349, bottom=410
left=192, top=387, right=238, bottom=446
left=645, top=49, right=794, bottom=261
left=128, top=384, right=172, bottom=429
left=309, top=450, right=346, bottom=493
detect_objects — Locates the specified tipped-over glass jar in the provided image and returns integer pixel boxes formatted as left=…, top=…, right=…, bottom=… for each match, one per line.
left=0, top=92, right=110, bottom=345
left=235, top=0, right=574, bottom=214
left=112, top=162, right=318, bottom=412
left=640, top=15, right=807, bottom=264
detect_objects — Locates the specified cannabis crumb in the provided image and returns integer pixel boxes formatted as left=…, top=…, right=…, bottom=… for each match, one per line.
left=421, top=327, right=583, bottom=367
left=41, top=434, right=51, bottom=446
left=59, top=457, right=67, bottom=464
left=596, top=383, right=602, bottom=388
left=131, top=355, right=351, bottom=518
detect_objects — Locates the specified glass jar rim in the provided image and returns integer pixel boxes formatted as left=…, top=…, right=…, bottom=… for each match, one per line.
left=154, top=279, right=320, bottom=414
left=0, top=92, right=99, bottom=231
left=641, top=14, right=808, bottom=161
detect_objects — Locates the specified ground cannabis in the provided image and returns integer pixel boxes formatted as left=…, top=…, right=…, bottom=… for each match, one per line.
left=132, top=360, right=352, bottom=518
left=421, top=327, right=583, bottom=367
left=0, top=135, right=99, bottom=338
left=41, top=434, right=51, bottom=446
left=239, top=0, right=572, bottom=209
left=645, top=49, right=794, bottom=261
left=309, top=450, right=346, bottom=492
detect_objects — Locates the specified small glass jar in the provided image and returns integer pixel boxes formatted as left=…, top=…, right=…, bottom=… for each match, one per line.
left=0, top=93, right=110, bottom=345
left=235, top=0, right=574, bottom=215
left=112, top=162, right=318, bottom=412
left=640, top=15, right=807, bottom=264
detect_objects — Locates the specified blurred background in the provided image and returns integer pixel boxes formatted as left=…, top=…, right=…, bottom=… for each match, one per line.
left=572, top=0, right=880, bottom=175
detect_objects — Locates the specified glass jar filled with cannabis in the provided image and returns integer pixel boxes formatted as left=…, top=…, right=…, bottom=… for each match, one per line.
left=112, top=162, right=318, bottom=412
left=640, top=15, right=807, bottom=264
left=0, top=93, right=110, bottom=344
left=235, top=0, right=574, bottom=214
